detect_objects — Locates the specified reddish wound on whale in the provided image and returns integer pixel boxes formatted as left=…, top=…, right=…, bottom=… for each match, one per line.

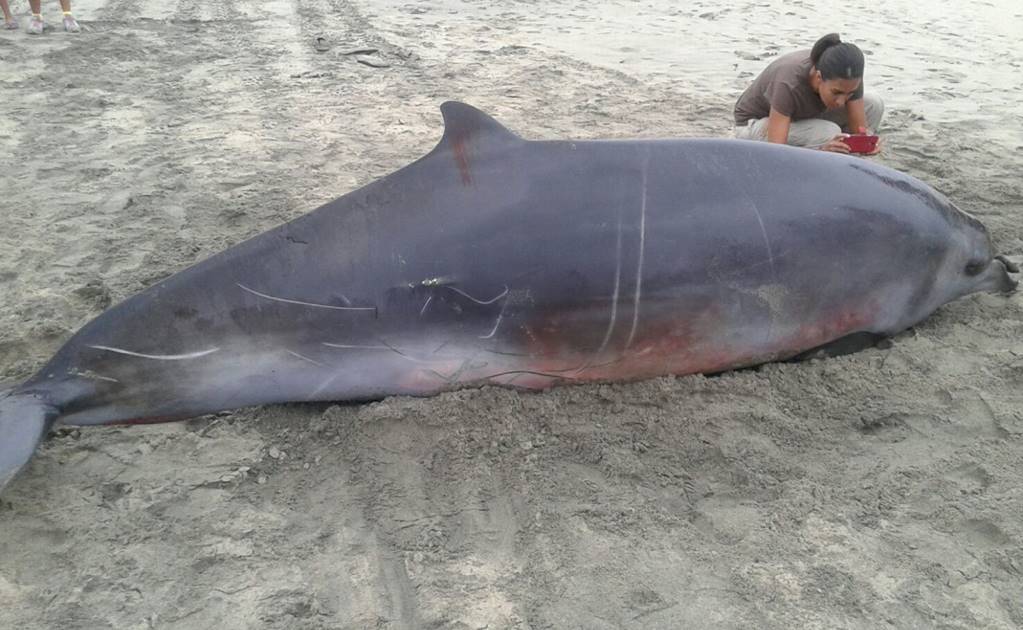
left=451, top=133, right=473, bottom=186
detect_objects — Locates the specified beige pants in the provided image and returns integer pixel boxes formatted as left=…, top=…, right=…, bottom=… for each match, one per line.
left=735, top=93, right=885, bottom=149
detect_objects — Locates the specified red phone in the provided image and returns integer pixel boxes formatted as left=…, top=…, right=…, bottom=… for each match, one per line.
left=844, top=134, right=879, bottom=154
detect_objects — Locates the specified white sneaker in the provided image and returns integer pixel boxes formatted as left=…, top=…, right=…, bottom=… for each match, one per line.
left=27, top=16, right=44, bottom=34
left=63, top=15, right=80, bottom=33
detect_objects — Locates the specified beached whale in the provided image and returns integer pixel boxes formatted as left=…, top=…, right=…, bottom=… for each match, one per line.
left=0, top=101, right=1015, bottom=491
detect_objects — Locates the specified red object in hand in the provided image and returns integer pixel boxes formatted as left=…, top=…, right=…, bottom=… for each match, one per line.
left=844, top=134, right=879, bottom=154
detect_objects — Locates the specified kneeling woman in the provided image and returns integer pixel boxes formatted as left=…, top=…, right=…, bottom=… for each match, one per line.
left=734, top=33, right=884, bottom=153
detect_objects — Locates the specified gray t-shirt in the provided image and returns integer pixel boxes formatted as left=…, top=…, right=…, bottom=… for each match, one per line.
left=733, top=49, right=864, bottom=125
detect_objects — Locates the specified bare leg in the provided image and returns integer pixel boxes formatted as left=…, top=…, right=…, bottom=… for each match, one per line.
left=61, top=1, right=78, bottom=32
left=25, top=0, right=77, bottom=33
left=0, top=0, right=17, bottom=29
left=27, top=0, right=43, bottom=34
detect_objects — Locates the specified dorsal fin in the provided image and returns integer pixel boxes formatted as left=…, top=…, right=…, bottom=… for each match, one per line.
left=427, top=102, right=523, bottom=186
left=435, top=101, right=523, bottom=152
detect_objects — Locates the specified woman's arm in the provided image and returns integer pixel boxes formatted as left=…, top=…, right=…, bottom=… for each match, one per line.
left=766, top=108, right=791, bottom=144
left=846, top=98, right=869, bottom=134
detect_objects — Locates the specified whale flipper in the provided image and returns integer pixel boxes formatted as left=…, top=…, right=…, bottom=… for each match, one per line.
left=0, top=391, right=58, bottom=492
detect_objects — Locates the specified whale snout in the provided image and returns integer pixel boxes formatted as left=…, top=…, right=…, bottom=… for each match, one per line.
left=982, top=256, right=1018, bottom=294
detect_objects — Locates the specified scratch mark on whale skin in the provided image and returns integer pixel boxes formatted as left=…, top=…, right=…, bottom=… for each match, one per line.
left=443, top=285, right=509, bottom=305
left=87, top=346, right=220, bottom=361
left=286, top=350, right=326, bottom=368
left=237, top=283, right=375, bottom=313
left=626, top=152, right=649, bottom=349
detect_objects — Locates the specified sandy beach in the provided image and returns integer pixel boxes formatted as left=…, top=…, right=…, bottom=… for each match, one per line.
left=2, top=1, right=1022, bottom=628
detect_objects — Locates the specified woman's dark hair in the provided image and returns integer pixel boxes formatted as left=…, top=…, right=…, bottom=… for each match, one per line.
left=810, top=33, right=864, bottom=81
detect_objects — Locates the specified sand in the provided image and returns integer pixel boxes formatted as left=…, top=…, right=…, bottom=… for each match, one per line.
left=1, top=1, right=1022, bottom=628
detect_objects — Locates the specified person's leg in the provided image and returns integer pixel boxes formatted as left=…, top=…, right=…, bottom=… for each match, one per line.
left=27, top=0, right=42, bottom=34
left=735, top=118, right=769, bottom=141
left=862, top=93, right=885, bottom=132
left=1, top=0, right=17, bottom=29
left=785, top=119, right=842, bottom=149
left=60, top=0, right=78, bottom=32
left=736, top=116, right=839, bottom=149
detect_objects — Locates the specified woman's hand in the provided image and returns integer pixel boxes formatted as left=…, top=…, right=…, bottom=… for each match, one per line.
left=820, top=134, right=851, bottom=153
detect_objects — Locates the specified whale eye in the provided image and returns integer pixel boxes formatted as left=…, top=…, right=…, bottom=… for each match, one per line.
left=964, top=260, right=985, bottom=276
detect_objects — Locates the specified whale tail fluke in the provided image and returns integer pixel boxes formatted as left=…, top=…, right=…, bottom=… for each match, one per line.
left=0, top=388, right=58, bottom=493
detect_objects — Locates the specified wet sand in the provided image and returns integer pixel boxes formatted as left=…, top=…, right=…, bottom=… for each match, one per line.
left=1, top=1, right=1022, bottom=628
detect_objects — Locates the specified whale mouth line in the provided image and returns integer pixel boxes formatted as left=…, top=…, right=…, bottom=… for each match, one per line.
left=994, top=254, right=1020, bottom=275
left=985, top=255, right=1019, bottom=294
